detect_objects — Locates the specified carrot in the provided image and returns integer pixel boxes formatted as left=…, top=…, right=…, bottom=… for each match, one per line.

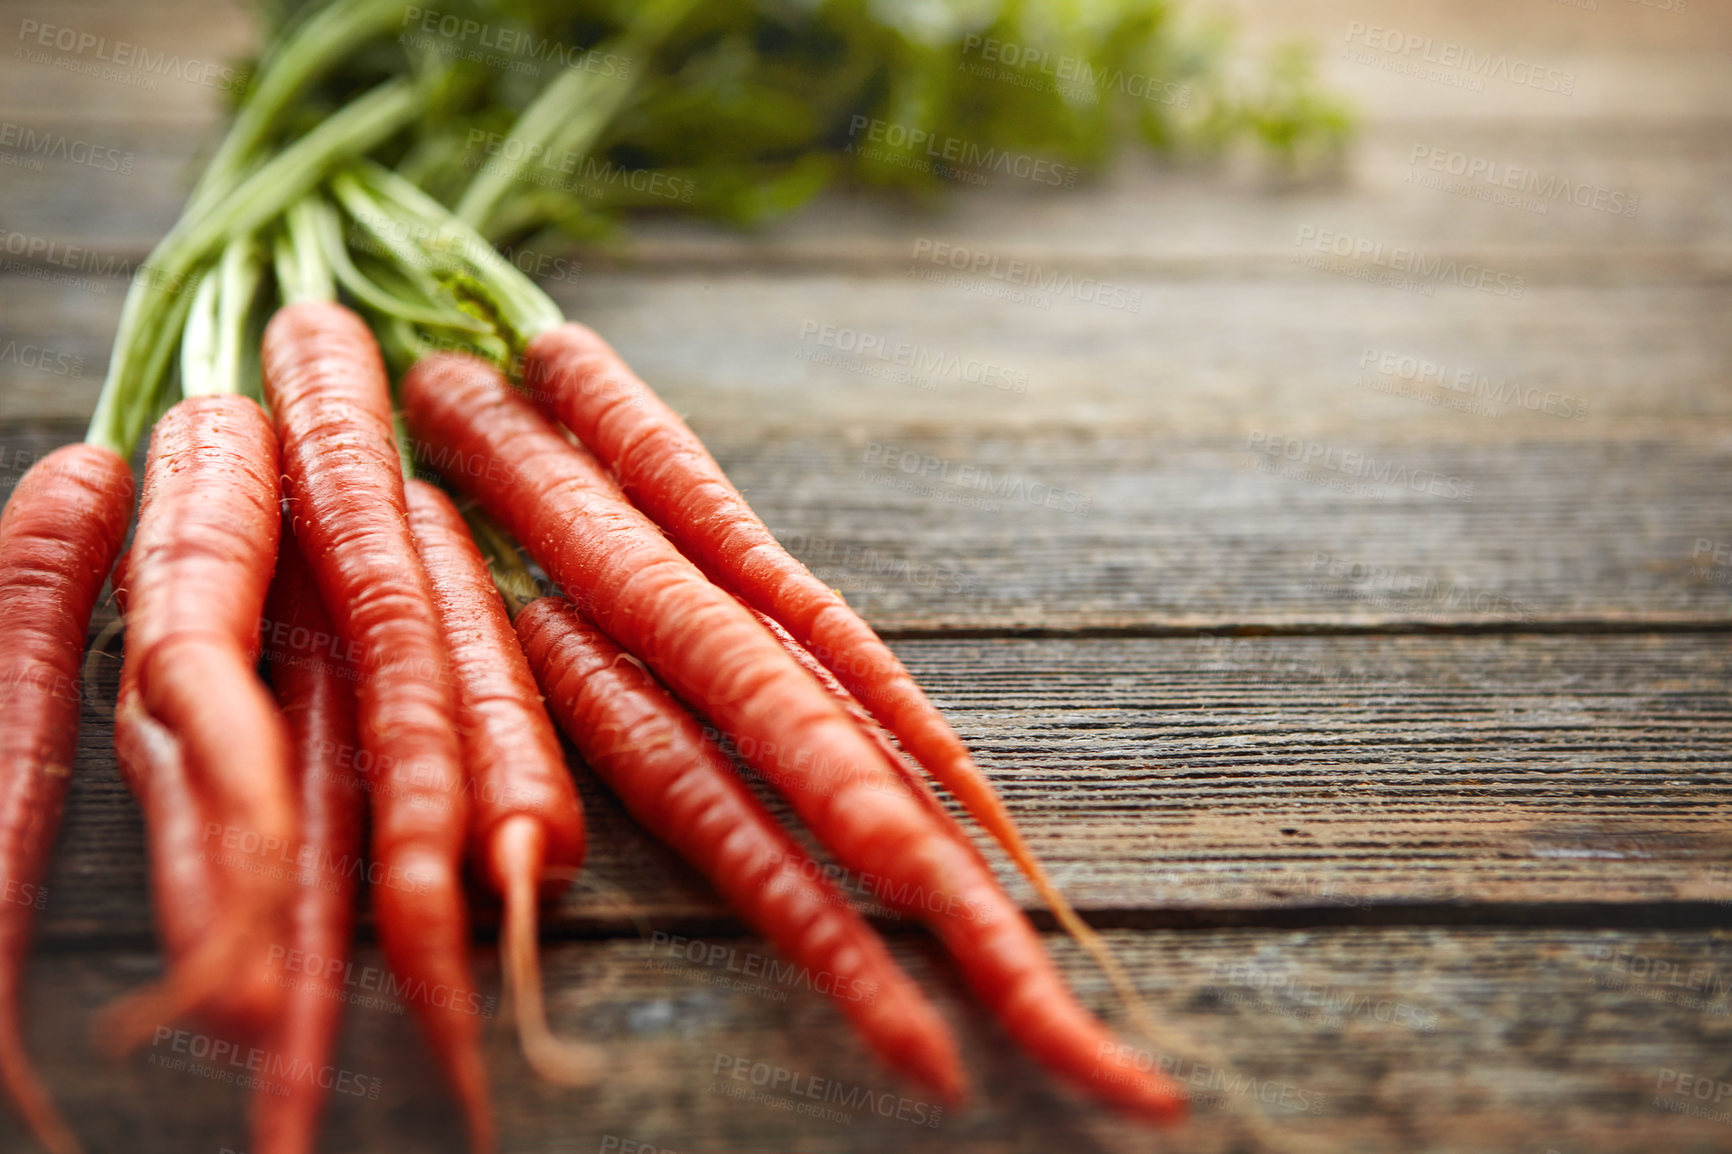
left=101, top=395, right=298, bottom=1050
left=403, top=352, right=1183, bottom=1120
left=110, top=550, right=294, bottom=1069
left=514, top=595, right=964, bottom=1097
left=113, top=651, right=229, bottom=998
left=522, top=324, right=1146, bottom=1021
left=252, top=532, right=365, bottom=1154
left=741, top=601, right=974, bottom=856
left=0, top=443, right=132, bottom=1154
left=260, top=299, right=489, bottom=1153
left=110, top=545, right=217, bottom=970
left=402, top=479, right=591, bottom=1084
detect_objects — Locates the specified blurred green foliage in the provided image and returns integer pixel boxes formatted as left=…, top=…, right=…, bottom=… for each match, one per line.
left=255, top=0, right=1351, bottom=239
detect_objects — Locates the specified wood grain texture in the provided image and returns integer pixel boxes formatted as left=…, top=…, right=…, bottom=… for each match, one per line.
left=1, top=0, right=1729, bottom=1150
left=706, top=433, right=1732, bottom=630
left=11, top=271, right=1732, bottom=435
left=12, top=928, right=1732, bottom=1153
left=10, top=423, right=1727, bottom=631
left=30, top=624, right=1732, bottom=938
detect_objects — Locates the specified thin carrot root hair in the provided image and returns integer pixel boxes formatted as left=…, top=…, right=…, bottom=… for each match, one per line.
left=80, top=614, right=127, bottom=706
left=744, top=587, right=1243, bottom=1130
left=493, top=816, right=602, bottom=1086
left=749, top=604, right=1199, bottom=1115
left=1041, top=878, right=1158, bottom=1034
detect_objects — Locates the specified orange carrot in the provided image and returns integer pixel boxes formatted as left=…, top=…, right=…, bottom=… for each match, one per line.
left=103, top=395, right=297, bottom=1049
left=113, top=654, right=231, bottom=1008
left=0, top=444, right=132, bottom=1154
left=252, top=532, right=365, bottom=1154
left=110, top=549, right=286, bottom=1051
left=515, top=595, right=963, bottom=1098
left=741, top=600, right=976, bottom=857
left=402, top=479, right=590, bottom=1084
left=260, top=300, right=488, bottom=1153
left=404, top=352, right=1184, bottom=1120
left=521, top=326, right=1093, bottom=942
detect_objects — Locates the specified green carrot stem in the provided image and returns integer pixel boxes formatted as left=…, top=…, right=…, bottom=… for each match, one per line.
left=190, top=0, right=414, bottom=213
left=307, top=193, right=487, bottom=331
left=328, top=175, right=459, bottom=309
left=343, top=162, right=562, bottom=346
left=277, top=199, right=335, bottom=305
left=453, top=0, right=699, bottom=239
left=213, top=240, right=264, bottom=396
left=87, top=77, right=421, bottom=457
left=178, top=274, right=223, bottom=399
left=185, top=239, right=264, bottom=397
left=130, top=269, right=205, bottom=435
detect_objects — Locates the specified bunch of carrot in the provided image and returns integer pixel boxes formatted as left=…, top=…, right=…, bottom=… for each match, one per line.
left=0, top=1, right=1310, bottom=1150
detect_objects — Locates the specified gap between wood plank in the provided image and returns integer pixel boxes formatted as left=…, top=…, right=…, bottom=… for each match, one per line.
left=876, top=620, right=1732, bottom=640
left=34, top=899, right=1732, bottom=956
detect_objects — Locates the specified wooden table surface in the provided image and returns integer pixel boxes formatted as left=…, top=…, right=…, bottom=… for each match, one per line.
left=2, top=1, right=1730, bottom=1151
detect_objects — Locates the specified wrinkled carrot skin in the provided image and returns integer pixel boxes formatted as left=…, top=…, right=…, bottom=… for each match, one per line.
left=114, top=550, right=273, bottom=1048
left=122, top=396, right=296, bottom=1041
left=252, top=534, right=364, bottom=1154
left=403, top=479, right=590, bottom=1084
left=261, top=301, right=489, bottom=1153
left=743, top=602, right=977, bottom=860
left=742, top=612, right=1183, bottom=1120
left=514, top=596, right=961, bottom=1099
left=402, top=480, right=584, bottom=895
left=524, top=332, right=1145, bottom=1028
left=0, top=444, right=131, bottom=1154
left=112, top=552, right=260, bottom=1037
left=404, top=354, right=1183, bottom=1120
left=113, top=660, right=225, bottom=978
left=524, top=325, right=1021, bottom=877
left=528, top=329, right=1164, bottom=1072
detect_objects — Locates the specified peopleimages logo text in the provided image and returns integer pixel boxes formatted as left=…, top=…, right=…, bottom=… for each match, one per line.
left=910, top=238, right=1142, bottom=313
left=1407, top=145, right=1638, bottom=217
left=15, top=19, right=251, bottom=92
left=1343, top=22, right=1574, bottom=94
left=1247, top=430, right=1475, bottom=501
left=1294, top=226, right=1525, bottom=298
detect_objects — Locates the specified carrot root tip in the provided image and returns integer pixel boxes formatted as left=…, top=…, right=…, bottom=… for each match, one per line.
left=493, top=818, right=602, bottom=1088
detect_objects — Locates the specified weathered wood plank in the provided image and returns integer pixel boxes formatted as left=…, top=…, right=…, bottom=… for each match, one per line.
left=539, top=274, right=1732, bottom=439
left=1222, top=0, right=1732, bottom=125
left=3, top=0, right=1728, bottom=1151
left=6, top=266, right=1732, bottom=436
left=12, top=414, right=1730, bottom=630
left=15, top=927, right=1732, bottom=1153
left=1219, top=0, right=1732, bottom=56
left=34, top=630, right=1732, bottom=940
left=0, top=0, right=253, bottom=128
left=704, top=433, right=1732, bottom=630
